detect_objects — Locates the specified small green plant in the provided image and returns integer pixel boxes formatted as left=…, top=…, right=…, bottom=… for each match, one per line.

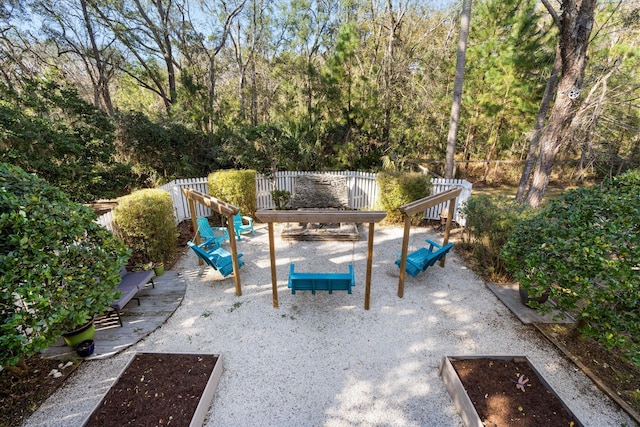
left=502, top=170, right=640, bottom=365
left=375, top=171, right=432, bottom=223
left=113, top=189, right=178, bottom=266
left=201, top=311, right=213, bottom=318
left=270, top=189, right=291, bottom=210
left=228, top=301, right=244, bottom=313
left=0, top=163, right=130, bottom=371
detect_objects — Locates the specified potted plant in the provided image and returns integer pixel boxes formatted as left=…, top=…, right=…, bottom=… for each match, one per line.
left=0, top=163, right=131, bottom=372
left=152, top=262, right=165, bottom=276
left=62, top=318, right=96, bottom=347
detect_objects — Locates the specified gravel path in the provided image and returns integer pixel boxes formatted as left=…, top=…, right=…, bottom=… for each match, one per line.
left=24, top=224, right=634, bottom=427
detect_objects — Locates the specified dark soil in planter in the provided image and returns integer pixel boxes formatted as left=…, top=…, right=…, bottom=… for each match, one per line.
left=85, top=353, right=218, bottom=427
left=451, top=358, right=578, bottom=427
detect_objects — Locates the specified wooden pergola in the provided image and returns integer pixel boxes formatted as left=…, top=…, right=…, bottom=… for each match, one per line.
left=396, top=187, right=462, bottom=298
left=181, top=188, right=243, bottom=296
left=255, top=209, right=387, bottom=310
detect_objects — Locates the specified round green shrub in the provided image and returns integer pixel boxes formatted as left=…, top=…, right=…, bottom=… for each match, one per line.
left=461, top=194, right=532, bottom=278
left=0, top=163, right=130, bottom=368
left=113, top=189, right=177, bottom=266
left=208, top=170, right=257, bottom=218
left=502, top=170, right=640, bottom=364
left=375, top=171, right=432, bottom=223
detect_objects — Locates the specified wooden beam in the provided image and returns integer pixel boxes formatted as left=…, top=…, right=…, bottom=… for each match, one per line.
left=267, top=222, right=278, bottom=308
left=364, top=222, right=375, bottom=310
left=255, top=209, right=387, bottom=224
left=398, top=187, right=462, bottom=217
left=181, top=188, right=239, bottom=217
left=397, top=214, right=412, bottom=299
left=439, top=196, right=458, bottom=267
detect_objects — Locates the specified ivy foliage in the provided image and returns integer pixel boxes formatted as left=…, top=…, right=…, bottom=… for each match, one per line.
left=502, top=170, right=640, bottom=364
left=0, top=163, right=130, bottom=368
left=113, top=189, right=178, bottom=266
left=0, top=78, right=133, bottom=203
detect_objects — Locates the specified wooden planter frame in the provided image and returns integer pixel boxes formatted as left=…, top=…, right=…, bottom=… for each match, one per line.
left=439, top=355, right=584, bottom=427
left=82, top=352, right=223, bottom=427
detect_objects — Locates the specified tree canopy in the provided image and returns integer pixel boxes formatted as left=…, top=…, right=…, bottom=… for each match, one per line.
left=0, top=0, right=636, bottom=201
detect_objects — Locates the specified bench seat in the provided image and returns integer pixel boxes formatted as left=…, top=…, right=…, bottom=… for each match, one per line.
left=110, top=267, right=155, bottom=326
left=396, top=239, right=453, bottom=278
left=288, top=264, right=355, bottom=294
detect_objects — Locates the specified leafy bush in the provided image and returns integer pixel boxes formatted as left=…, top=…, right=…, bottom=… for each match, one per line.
left=115, top=111, right=217, bottom=186
left=502, top=170, right=640, bottom=364
left=113, top=189, right=177, bottom=266
left=270, top=189, right=292, bottom=210
left=208, top=170, right=257, bottom=218
left=0, top=78, right=134, bottom=203
left=375, top=171, right=432, bottom=223
left=0, top=163, right=130, bottom=368
left=461, top=194, right=532, bottom=279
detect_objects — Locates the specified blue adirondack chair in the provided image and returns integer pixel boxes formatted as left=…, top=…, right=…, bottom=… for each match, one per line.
left=396, top=239, right=453, bottom=278
left=196, top=216, right=229, bottom=250
left=287, top=264, right=355, bottom=295
left=231, top=212, right=254, bottom=240
left=187, top=241, right=244, bottom=277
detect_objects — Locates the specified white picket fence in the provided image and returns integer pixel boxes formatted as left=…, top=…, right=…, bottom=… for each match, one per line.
left=97, top=172, right=471, bottom=231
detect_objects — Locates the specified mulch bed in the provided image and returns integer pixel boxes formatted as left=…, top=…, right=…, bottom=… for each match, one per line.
left=85, top=353, right=218, bottom=427
left=0, top=356, right=80, bottom=427
left=451, top=358, right=579, bottom=426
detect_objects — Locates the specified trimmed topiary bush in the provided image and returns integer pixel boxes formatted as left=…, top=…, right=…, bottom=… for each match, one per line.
left=375, top=171, right=432, bottom=223
left=0, top=163, right=130, bottom=370
left=502, top=170, right=640, bottom=365
left=113, top=189, right=177, bottom=267
left=208, top=170, right=257, bottom=218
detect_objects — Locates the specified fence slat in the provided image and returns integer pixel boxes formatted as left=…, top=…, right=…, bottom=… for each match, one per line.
left=96, top=172, right=471, bottom=229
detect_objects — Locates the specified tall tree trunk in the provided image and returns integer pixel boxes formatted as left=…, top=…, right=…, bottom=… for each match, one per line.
left=525, top=0, right=597, bottom=207
left=81, top=0, right=114, bottom=116
left=444, top=0, right=472, bottom=179
left=515, top=46, right=561, bottom=201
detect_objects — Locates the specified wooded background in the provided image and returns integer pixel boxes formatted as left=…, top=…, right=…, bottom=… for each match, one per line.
left=1, top=0, right=638, bottom=203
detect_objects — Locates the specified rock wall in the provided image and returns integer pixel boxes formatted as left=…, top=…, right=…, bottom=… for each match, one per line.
left=288, top=175, right=349, bottom=209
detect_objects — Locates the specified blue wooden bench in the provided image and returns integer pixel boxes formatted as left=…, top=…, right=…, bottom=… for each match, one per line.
left=396, top=239, right=453, bottom=278
left=110, top=266, right=155, bottom=327
left=187, top=241, right=244, bottom=277
left=288, top=264, right=355, bottom=294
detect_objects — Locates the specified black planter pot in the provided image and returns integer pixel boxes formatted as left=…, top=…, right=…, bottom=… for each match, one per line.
left=519, top=285, right=550, bottom=307
left=75, top=340, right=95, bottom=357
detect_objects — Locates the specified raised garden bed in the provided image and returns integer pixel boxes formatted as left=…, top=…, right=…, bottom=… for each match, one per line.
left=440, top=355, right=583, bottom=427
left=83, top=352, right=222, bottom=427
